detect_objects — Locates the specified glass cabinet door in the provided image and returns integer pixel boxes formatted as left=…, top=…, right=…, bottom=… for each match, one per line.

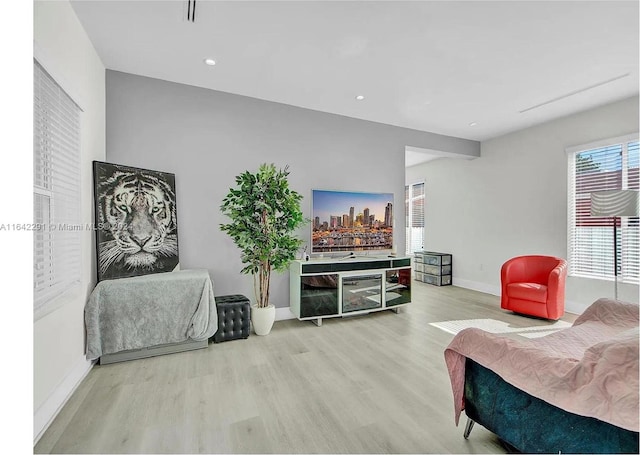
left=342, top=274, right=383, bottom=313
left=385, top=268, right=411, bottom=307
left=300, top=274, right=339, bottom=318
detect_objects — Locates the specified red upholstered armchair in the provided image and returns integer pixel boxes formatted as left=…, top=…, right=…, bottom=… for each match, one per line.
left=500, top=255, right=568, bottom=320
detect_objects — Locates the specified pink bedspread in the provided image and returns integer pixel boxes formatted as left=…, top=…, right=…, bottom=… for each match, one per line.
left=444, top=298, right=639, bottom=432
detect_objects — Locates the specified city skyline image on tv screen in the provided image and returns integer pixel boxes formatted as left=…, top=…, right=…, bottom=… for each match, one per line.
left=311, top=189, right=393, bottom=253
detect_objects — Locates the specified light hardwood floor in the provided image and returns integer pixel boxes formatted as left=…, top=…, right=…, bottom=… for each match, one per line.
left=35, top=282, right=577, bottom=454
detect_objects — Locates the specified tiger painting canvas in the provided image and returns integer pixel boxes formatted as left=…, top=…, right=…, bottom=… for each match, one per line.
left=93, top=161, right=180, bottom=281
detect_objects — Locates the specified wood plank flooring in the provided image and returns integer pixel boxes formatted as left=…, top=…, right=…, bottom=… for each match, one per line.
left=35, top=282, right=577, bottom=454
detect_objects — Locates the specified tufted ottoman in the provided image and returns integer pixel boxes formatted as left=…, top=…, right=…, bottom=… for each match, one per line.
left=213, top=294, right=251, bottom=343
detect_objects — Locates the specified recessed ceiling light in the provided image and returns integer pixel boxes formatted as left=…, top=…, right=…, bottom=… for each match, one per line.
left=203, top=58, right=216, bottom=66
left=355, top=95, right=365, bottom=101
left=469, top=122, right=478, bottom=127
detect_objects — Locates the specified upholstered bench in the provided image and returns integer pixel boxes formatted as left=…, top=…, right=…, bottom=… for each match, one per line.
left=213, top=294, right=251, bottom=343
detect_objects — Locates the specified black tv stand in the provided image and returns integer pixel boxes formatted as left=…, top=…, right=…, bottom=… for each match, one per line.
left=289, top=256, right=412, bottom=326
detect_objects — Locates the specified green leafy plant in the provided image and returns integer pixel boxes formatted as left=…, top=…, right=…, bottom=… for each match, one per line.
left=220, top=163, right=307, bottom=308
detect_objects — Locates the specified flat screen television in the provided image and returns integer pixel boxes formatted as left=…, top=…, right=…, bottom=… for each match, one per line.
left=311, top=189, right=394, bottom=254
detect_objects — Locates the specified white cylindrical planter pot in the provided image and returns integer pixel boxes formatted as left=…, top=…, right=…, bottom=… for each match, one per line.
left=251, top=304, right=276, bottom=336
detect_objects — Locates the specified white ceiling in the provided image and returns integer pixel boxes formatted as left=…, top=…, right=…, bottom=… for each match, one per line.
left=70, top=0, right=639, bottom=151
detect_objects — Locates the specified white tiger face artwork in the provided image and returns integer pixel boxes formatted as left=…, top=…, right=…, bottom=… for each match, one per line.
left=94, top=162, right=179, bottom=280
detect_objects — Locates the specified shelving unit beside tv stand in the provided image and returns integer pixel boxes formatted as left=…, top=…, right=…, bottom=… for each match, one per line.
left=289, top=256, right=412, bottom=326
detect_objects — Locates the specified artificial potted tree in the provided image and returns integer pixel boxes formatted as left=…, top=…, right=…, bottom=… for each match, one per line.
left=220, top=163, right=306, bottom=335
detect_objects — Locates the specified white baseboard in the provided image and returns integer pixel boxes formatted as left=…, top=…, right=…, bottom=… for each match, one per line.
left=34, top=356, right=95, bottom=444
left=564, top=299, right=587, bottom=316
left=453, top=278, right=583, bottom=316
left=275, top=306, right=296, bottom=321
left=452, top=277, right=501, bottom=297
left=34, top=307, right=293, bottom=444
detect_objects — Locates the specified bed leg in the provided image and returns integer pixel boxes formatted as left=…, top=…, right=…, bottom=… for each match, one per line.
left=463, top=418, right=475, bottom=439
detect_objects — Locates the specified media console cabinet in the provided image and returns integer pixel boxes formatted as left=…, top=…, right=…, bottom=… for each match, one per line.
left=289, top=256, right=412, bottom=326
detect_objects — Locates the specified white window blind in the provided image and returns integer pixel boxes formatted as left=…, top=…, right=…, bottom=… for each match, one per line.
left=405, top=182, right=425, bottom=255
left=567, top=136, right=639, bottom=284
left=34, top=60, right=81, bottom=314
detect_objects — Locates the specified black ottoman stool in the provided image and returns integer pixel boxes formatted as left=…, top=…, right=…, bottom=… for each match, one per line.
left=213, top=294, right=251, bottom=343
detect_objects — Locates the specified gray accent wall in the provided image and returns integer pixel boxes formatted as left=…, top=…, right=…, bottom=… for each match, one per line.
left=106, top=70, right=479, bottom=308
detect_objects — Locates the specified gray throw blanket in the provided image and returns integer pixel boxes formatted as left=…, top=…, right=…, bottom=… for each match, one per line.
left=85, top=269, right=218, bottom=360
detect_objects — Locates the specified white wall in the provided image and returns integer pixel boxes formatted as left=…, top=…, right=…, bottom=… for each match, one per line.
left=406, top=96, right=640, bottom=314
left=33, top=0, right=105, bottom=442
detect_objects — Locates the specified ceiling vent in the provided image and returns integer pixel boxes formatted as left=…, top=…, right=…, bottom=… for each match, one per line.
left=184, top=0, right=197, bottom=23
left=519, top=73, right=630, bottom=114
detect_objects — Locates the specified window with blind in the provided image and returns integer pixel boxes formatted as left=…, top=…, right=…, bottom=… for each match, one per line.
left=405, top=182, right=425, bottom=255
left=567, top=135, right=639, bottom=284
left=34, top=59, right=82, bottom=315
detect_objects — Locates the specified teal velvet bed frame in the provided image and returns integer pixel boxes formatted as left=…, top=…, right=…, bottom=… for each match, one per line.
left=463, top=358, right=639, bottom=454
